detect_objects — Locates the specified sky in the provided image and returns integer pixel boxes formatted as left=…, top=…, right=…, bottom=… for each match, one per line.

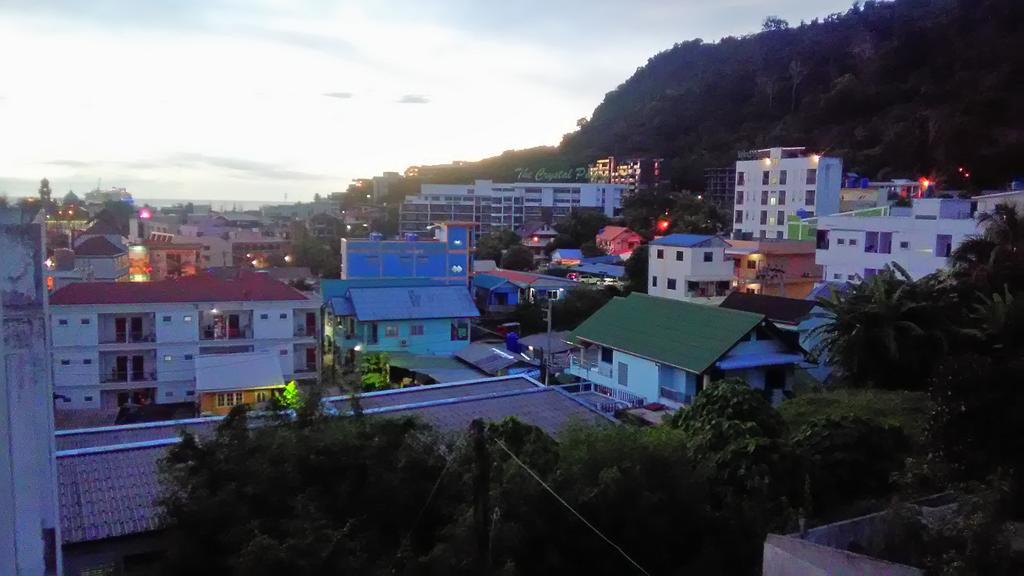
left=0, top=0, right=853, bottom=203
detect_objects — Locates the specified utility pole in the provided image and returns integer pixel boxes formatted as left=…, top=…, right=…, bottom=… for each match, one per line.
left=543, top=298, right=553, bottom=386
left=470, top=419, right=490, bottom=576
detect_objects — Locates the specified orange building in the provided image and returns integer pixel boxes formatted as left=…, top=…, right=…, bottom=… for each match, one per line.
left=725, top=239, right=821, bottom=299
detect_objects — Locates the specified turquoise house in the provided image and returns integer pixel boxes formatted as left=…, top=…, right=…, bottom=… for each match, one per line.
left=324, top=281, right=479, bottom=359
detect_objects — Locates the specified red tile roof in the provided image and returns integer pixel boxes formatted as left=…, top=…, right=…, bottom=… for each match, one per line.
left=597, top=225, right=636, bottom=242
left=74, top=236, right=126, bottom=257
left=50, top=270, right=311, bottom=305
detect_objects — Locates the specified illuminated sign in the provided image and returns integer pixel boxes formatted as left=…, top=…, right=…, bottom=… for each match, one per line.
left=514, top=167, right=588, bottom=182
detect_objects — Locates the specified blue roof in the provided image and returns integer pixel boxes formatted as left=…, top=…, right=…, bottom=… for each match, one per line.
left=651, top=234, right=718, bottom=247
left=328, top=297, right=355, bottom=316
left=347, top=285, right=480, bottom=321
left=473, top=274, right=511, bottom=291
left=552, top=249, right=583, bottom=260
left=574, top=263, right=626, bottom=277
left=581, top=255, right=623, bottom=265
left=321, top=278, right=448, bottom=302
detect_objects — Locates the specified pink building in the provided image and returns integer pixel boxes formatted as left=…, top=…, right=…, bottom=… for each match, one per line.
left=595, top=226, right=643, bottom=256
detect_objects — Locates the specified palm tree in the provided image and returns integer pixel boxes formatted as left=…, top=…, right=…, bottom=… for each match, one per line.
left=951, top=202, right=1024, bottom=292
left=811, top=263, right=947, bottom=389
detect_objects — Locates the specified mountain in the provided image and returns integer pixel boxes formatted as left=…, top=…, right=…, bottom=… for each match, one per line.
left=429, top=0, right=1024, bottom=191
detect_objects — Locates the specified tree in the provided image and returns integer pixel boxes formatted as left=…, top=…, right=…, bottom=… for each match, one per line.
left=788, top=60, right=807, bottom=112
left=359, top=352, right=391, bottom=391
left=623, top=244, right=648, bottom=293
left=501, top=245, right=534, bottom=271
left=951, top=203, right=1024, bottom=293
left=38, top=178, right=52, bottom=202
left=811, top=264, right=952, bottom=389
left=543, top=233, right=577, bottom=256
left=553, top=211, right=608, bottom=246
left=762, top=15, right=790, bottom=31
left=579, top=241, right=604, bottom=258
left=475, top=230, right=521, bottom=262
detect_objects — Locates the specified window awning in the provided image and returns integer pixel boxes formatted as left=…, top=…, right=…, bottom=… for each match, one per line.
left=195, top=352, right=285, bottom=392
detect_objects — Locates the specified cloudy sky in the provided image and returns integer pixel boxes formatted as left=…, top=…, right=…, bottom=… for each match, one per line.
left=0, top=0, right=852, bottom=203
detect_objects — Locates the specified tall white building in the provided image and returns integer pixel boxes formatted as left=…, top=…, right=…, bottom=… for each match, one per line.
left=647, top=234, right=734, bottom=301
left=48, top=271, right=320, bottom=410
left=1, top=207, right=61, bottom=575
left=814, top=198, right=977, bottom=283
left=399, top=180, right=625, bottom=235
left=733, top=147, right=843, bottom=240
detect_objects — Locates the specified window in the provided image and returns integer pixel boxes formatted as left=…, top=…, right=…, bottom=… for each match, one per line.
left=255, top=391, right=268, bottom=403
left=776, top=231, right=785, bottom=239
left=58, top=319, right=68, bottom=326
left=864, top=231, right=879, bottom=253
left=833, top=273, right=842, bottom=280
left=656, top=249, right=664, bottom=259
left=703, top=251, right=713, bottom=262
left=83, top=359, right=92, bottom=365
left=759, top=230, right=767, bottom=239
left=761, top=171, right=770, bottom=185
left=60, top=359, right=70, bottom=366
left=84, top=396, right=93, bottom=402
left=777, top=210, right=785, bottom=226
left=675, top=250, right=685, bottom=261
left=769, top=196, right=777, bottom=206
left=736, top=172, right=745, bottom=186
left=779, top=170, right=788, bottom=185
left=600, top=347, right=613, bottom=364
left=806, top=168, right=817, bottom=185
left=736, top=190, right=744, bottom=204
left=760, top=211, right=768, bottom=225
left=165, top=391, right=174, bottom=398
left=385, top=325, right=399, bottom=337
left=81, top=318, right=91, bottom=325
left=667, top=278, right=677, bottom=290
left=163, top=355, right=172, bottom=361
left=760, top=190, right=769, bottom=205
left=651, top=276, right=658, bottom=287
left=410, top=324, right=424, bottom=336
left=617, top=361, right=629, bottom=387
left=734, top=210, right=743, bottom=224
left=837, top=238, right=846, bottom=245
left=184, top=354, right=194, bottom=360
left=162, top=315, right=172, bottom=322
left=62, top=397, right=70, bottom=403
left=900, top=241, right=910, bottom=249
left=878, top=232, right=893, bottom=254
left=849, top=238, right=858, bottom=247
left=847, top=274, right=857, bottom=280
left=547, top=289, right=560, bottom=300
left=186, top=390, right=195, bottom=397
left=183, top=315, right=193, bottom=322
left=778, top=190, right=786, bottom=205
left=935, top=234, right=953, bottom=257
left=805, top=190, right=815, bottom=205
left=216, top=392, right=244, bottom=408
left=260, top=313, right=269, bottom=320
left=279, top=313, right=287, bottom=319
left=279, top=349, right=288, bottom=355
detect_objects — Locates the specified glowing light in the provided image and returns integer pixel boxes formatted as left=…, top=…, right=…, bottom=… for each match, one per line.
left=251, top=259, right=259, bottom=266
left=284, top=255, right=293, bottom=263
left=918, top=177, right=931, bottom=190
left=532, top=236, right=539, bottom=242
left=354, top=344, right=363, bottom=352
left=138, top=208, right=152, bottom=220
left=44, top=257, right=54, bottom=269
left=811, top=154, right=821, bottom=163
left=246, top=253, right=253, bottom=258
left=763, top=158, right=771, bottom=166
left=346, top=224, right=352, bottom=230
left=211, top=308, right=220, bottom=314
left=656, top=218, right=671, bottom=232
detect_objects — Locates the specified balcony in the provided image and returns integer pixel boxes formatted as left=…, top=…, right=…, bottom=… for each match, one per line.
left=99, top=331, right=156, bottom=345
left=101, top=370, right=158, bottom=384
left=659, top=386, right=691, bottom=405
left=568, top=354, right=613, bottom=382
left=201, top=326, right=252, bottom=341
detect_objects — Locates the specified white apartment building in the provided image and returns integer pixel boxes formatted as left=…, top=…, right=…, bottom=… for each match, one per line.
left=814, top=198, right=977, bottom=283
left=49, top=271, right=320, bottom=409
left=399, top=179, right=625, bottom=235
left=733, top=147, right=843, bottom=240
left=648, top=234, right=734, bottom=301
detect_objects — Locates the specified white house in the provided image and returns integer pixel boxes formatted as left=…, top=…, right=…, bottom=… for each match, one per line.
left=733, top=147, right=843, bottom=240
left=49, top=270, right=320, bottom=410
left=814, top=198, right=977, bottom=282
left=648, top=234, right=733, bottom=301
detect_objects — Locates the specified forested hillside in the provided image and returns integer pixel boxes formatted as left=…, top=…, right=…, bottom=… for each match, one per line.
left=433, top=0, right=1024, bottom=191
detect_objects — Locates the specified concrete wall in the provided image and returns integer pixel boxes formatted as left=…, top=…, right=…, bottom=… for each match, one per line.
left=252, top=307, right=294, bottom=340
left=1, top=208, right=61, bottom=575
left=648, top=245, right=732, bottom=299
left=155, top=307, right=200, bottom=343
left=350, top=318, right=470, bottom=356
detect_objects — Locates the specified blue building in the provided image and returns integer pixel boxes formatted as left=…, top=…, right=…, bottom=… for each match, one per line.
left=325, top=283, right=479, bottom=358
left=339, top=222, right=473, bottom=285
left=472, top=270, right=579, bottom=314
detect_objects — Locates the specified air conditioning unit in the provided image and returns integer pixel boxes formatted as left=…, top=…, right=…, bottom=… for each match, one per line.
left=399, top=339, right=409, bottom=348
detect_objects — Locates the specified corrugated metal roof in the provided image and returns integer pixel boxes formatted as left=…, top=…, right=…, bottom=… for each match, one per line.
left=329, top=296, right=356, bottom=316
left=719, top=292, right=816, bottom=325
left=321, top=278, right=448, bottom=301
left=456, top=342, right=536, bottom=375
left=552, top=249, right=583, bottom=260
left=348, top=285, right=480, bottom=321
left=650, top=234, right=722, bottom=247
left=569, top=293, right=764, bottom=373
left=50, top=271, right=310, bottom=305
left=195, top=352, right=284, bottom=392
left=574, top=263, right=626, bottom=277
left=473, top=274, right=511, bottom=290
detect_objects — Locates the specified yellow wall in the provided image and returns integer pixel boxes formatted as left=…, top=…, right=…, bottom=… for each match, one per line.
left=199, top=386, right=282, bottom=415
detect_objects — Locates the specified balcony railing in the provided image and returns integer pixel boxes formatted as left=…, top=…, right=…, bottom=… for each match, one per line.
left=101, top=370, right=157, bottom=384
left=201, top=326, right=252, bottom=341
left=100, top=332, right=156, bottom=344
left=294, top=363, right=318, bottom=374
left=294, top=326, right=317, bottom=337
left=568, top=355, right=613, bottom=379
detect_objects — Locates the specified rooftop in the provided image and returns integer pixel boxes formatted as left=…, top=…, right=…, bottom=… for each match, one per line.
left=476, top=269, right=578, bottom=288
left=570, top=293, right=765, bottom=373
left=73, top=236, right=126, bottom=257
left=56, top=375, right=610, bottom=545
left=332, top=285, right=480, bottom=321
left=650, top=234, right=725, bottom=248
left=50, top=270, right=311, bottom=306
left=719, top=292, right=816, bottom=326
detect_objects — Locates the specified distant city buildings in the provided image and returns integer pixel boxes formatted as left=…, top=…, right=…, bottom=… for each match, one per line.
left=399, top=180, right=624, bottom=235
left=732, top=147, right=843, bottom=240
left=704, top=166, right=737, bottom=213
left=48, top=271, right=320, bottom=410
left=588, top=156, right=667, bottom=196
left=260, top=201, right=340, bottom=221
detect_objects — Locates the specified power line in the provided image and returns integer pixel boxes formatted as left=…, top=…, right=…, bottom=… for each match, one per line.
left=491, top=437, right=654, bottom=576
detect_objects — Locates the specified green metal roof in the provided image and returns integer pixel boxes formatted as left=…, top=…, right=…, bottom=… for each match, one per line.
left=568, top=293, right=765, bottom=374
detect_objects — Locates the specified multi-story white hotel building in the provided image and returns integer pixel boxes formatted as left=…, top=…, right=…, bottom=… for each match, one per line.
left=399, top=179, right=625, bottom=235
left=49, top=270, right=320, bottom=410
left=814, top=198, right=977, bottom=283
left=733, top=147, right=843, bottom=240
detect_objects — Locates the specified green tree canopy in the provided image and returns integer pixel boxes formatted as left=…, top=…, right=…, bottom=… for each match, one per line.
left=500, top=245, right=535, bottom=271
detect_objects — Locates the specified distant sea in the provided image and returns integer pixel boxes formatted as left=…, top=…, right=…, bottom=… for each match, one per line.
left=135, top=198, right=288, bottom=211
